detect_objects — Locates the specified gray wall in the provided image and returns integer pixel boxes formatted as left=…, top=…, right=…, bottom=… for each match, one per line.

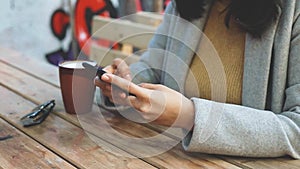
left=0, top=0, right=72, bottom=61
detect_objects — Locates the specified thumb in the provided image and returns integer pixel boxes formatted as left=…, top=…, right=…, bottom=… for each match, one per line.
left=103, top=65, right=115, bottom=74
left=114, top=59, right=132, bottom=81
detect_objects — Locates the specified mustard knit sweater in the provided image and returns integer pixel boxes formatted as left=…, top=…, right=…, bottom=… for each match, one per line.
left=185, top=0, right=246, bottom=105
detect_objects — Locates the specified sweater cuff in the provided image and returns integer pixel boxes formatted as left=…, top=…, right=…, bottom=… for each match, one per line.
left=182, top=98, right=224, bottom=151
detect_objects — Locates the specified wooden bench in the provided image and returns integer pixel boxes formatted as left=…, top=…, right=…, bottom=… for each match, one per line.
left=90, top=11, right=163, bottom=67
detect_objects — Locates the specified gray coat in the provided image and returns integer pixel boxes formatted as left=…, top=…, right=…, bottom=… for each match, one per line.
left=100, top=0, right=300, bottom=158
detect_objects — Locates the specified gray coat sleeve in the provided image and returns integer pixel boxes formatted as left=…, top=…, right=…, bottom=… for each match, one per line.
left=182, top=8, right=300, bottom=159
left=130, top=2, right=174, bottom=84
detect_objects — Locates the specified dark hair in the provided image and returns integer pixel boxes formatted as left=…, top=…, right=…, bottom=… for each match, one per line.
left=174, top=0, right=280, bottom=37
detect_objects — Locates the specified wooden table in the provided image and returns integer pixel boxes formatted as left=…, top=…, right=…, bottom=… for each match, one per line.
left=0, top=46, right=299, bottom=169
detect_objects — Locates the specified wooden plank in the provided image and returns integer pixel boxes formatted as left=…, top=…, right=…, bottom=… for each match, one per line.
left=0, top=118, right=75, bottom=169
left=0, top=61, right=66, bottom=113
left=219, top=156, right=300, bottom=169
left=90, top=45, right=140, bottom=67
left=0, top=86, right=156, bottom=169
left=0, top=57, right=242, bottom=168
left=121, top=44, right=134, bottom=55
left=92, top=16, right=156, bottom=49
left=0, top=46, right=59, bottom=87
left=71, top=110, right=235, bottom=169
left=127, top=12, right=162, bottom=27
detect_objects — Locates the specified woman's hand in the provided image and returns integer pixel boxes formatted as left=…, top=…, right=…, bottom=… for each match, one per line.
left=100, top=73, right=195, bottom=130
left=94, top=58, right=132, bottom=104
left=102, top=58, right=132, bottom=80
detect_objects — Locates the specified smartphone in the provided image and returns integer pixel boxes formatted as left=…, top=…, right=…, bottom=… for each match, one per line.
left=82, top=62, right=135, bottom=96
left=82, top=62, right=107, bottom=79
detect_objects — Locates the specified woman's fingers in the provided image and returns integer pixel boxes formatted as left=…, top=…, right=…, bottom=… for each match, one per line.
left=95, top=77, right=112, bottom=97
left=113, top=58, right=132, bottom=81
left=99, top=83, right=131, bottom=105
left=139, top=83, right=160, bottom=90
left=103, top=65, right=115, bottom=74
left=94, top=77, right=107, bottom=89
left=103, top=73, right=141, bottom=97
left=94, top=58, right=133, bottom=106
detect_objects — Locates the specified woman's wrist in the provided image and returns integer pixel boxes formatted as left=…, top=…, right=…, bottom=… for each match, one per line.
left=179, top=98, right=195, bottom=130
